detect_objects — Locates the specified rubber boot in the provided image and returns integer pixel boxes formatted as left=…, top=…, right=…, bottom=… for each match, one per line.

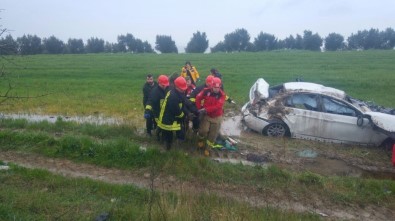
left=204, top=148, right=210, bottom=157
left=165, top=141, right=171, bottom=151
left=197, top=136, right=205, bottom=149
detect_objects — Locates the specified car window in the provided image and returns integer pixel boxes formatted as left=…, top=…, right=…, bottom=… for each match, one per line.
left=285, top=93, right=318, bottom=111
left=269, top=84, right=284, bottom=98
left=322, top=97, right=357, bottom=116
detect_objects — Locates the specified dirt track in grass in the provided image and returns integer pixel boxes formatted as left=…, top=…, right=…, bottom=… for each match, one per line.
left=2, top=127, right=395, bottom=220
left=1, top=113, right=395, bottom=220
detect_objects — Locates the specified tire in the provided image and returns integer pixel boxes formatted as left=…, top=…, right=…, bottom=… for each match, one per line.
left=263, top=122, right=289, bottom=137
left=380, top=138, right=394, bottom=153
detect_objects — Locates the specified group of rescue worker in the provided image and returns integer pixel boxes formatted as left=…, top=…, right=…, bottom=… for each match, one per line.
left=142, top=61, right=235, bottom=156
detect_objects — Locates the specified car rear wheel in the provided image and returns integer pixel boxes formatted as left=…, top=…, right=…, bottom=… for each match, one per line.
left=263, top=122, right=289, bottom=137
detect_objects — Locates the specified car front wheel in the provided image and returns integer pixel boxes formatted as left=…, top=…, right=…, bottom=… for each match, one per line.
left=263, top=122, right=288, bottom=137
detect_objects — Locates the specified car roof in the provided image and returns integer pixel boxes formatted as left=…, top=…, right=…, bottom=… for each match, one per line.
left=283, top=82, right=346, bottom=99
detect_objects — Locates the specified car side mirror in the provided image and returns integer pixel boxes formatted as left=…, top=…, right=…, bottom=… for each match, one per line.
left=357, top=115, right=364, bottom=126
left=357, top=114, right=369, bottom=127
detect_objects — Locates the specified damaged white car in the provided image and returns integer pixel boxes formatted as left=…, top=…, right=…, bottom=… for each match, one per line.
left=241, top=78, right=395, bottom=147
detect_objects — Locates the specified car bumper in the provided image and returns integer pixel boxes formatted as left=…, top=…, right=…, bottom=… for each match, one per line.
left=242, top=103, right=270, bottom=134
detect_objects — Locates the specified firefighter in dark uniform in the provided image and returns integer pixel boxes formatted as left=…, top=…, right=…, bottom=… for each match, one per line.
left=157, top=76, right=188, bottom=150
left=143, top=74, right=158, bottom=136
left=145, top=75, right=169, bottom=140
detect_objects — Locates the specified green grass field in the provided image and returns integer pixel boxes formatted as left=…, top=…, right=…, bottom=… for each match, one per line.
left=1, top=50, right=395, bottom=119
left=1, top=51, right=395, bottom=220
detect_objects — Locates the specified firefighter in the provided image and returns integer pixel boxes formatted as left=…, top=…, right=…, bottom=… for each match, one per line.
left=142, top=74, right=158, bottom=136
left=189, top=75, right=214, bottom=103
left=209, top=68, right=235, bottom=104
left=145, top=75, right=169, bottom=140
left=157, top=76, right=188, bottom=150
left=188, top=75, right=214, bottom=131
left=195, top=77, right=226, bottom=156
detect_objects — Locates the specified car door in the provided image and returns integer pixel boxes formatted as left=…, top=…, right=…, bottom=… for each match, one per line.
left=283, top=93, right=324, bottom=138
left=319, top=96, right=385, bottom=145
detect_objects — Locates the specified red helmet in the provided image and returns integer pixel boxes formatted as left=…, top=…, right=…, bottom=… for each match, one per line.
left=158, top=75, right=169, bottom=87
left=212, top=77, right=221, bottom=88
left=174, top=76, right=187, bottom=90
left=205, top=75, right=214, bottom=88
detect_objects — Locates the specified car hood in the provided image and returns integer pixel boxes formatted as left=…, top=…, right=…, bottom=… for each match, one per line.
left=249, top=78, right=269, bottom=104
left=365, top=111, right=395, bottom=133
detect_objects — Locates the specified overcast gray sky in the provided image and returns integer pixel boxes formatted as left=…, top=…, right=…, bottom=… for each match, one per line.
left=1, top=0, right=394, bottom=52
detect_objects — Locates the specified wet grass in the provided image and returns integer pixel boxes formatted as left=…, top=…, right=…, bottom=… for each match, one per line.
left=1, top=51, right=395, bottom=118
left=0, top=165, right=322, bottom=221
left=1, top=118, right=394, bottom=211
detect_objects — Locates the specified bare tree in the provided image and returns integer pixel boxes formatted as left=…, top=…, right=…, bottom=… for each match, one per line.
left=1, top=11, right=50, bottom=105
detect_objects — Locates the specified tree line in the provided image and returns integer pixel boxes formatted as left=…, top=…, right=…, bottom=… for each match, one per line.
left=0, top=27, right=394, bottom=55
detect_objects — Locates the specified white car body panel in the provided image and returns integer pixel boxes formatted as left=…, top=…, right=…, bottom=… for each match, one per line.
left=284, top=107, right=386, bottom=145
left=283, top=82, right=346, bottom=99
left=249, top=78, right=269, bottom=104
left=365, top=111, right=395, bottom=132
left=242, top=78, right=395, bottom=146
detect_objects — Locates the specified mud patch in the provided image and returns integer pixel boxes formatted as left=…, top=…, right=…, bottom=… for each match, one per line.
left=298, top=157, right=363, bottom=177
left=220, top=115, right=243, bottom=137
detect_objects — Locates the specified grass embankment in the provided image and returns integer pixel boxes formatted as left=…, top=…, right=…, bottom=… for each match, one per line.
left=0, top=165, right=320, bottom=221
left=0, top=118, right=394, bottom=220
left=1, top=51, right=395, bottom=118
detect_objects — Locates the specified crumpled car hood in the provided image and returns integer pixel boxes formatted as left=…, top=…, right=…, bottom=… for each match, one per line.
left=249, top=78, right=269, bottom=104
left=365, top=111, right=395, bottom=132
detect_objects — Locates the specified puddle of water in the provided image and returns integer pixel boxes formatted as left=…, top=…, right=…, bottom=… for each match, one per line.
left=297, top=149, right=318, bottom=158
left=220, top=115, right=243, bottom=137
left=0, top=165, right=10, bottom=170
left=212, top=157, right=269, bottom=167
left=0, top=113, right=125, bottom=125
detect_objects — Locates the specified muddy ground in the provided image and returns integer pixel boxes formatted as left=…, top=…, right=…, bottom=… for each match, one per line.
left=1, top=113, right=395, bottom=220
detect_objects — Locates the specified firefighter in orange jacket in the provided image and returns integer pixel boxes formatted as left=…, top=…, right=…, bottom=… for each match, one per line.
left=157, top=76, right=188, bottom=150
left=195, top=77, right=226, bottom=156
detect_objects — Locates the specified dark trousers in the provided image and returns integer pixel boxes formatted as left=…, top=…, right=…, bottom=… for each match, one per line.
left=146, top=116, right=157, bottom=134
left=162, top=128, right=185, bottom=150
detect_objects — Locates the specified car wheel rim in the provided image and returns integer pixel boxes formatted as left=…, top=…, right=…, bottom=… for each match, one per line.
left=267, top=124, right=286, bottom=137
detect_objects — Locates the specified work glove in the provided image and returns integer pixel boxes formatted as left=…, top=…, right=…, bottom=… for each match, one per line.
left=144, top=110, right=151, bottom=119
left=227, top=98, right=236, bottom=104
left=187, top=112, right=196, bottom=120
left=198, top=108, right=206, bottom=115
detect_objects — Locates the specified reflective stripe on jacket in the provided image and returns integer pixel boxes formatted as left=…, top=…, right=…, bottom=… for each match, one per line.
left=157, top=89, right=185, bottom=131
left=145, top=86, right=168, bottom=122
left=181, top=66, right=200, bottom=84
